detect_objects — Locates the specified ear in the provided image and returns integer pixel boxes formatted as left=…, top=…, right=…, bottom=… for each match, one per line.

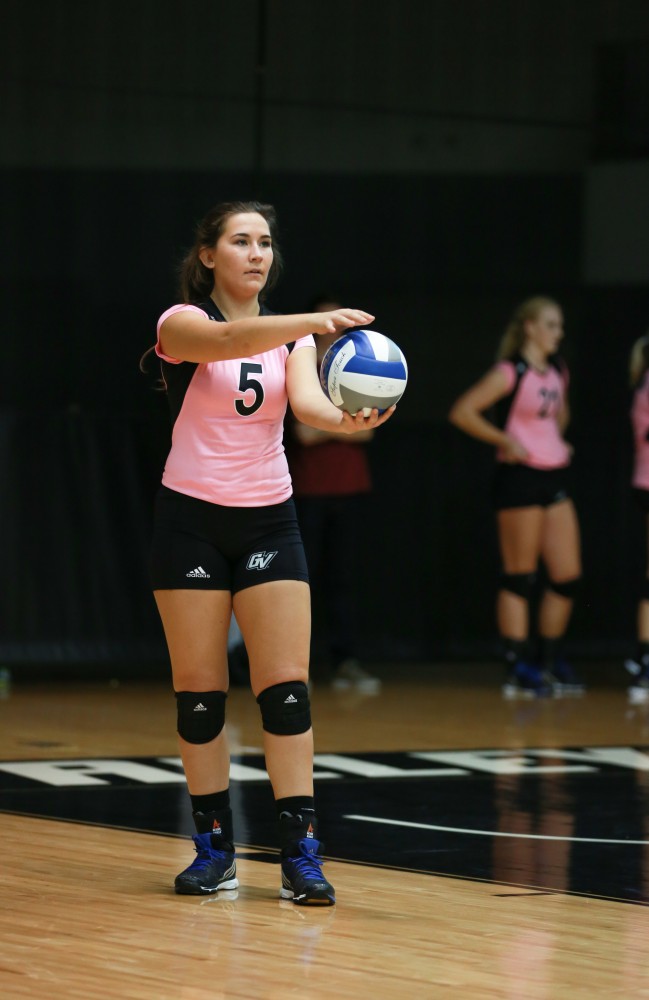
left=198, top=248, right=215, bottom=269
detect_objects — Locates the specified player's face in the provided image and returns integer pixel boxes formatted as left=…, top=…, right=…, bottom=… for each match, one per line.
left=525, top=306, right=564, bottom=357
left=210, top=212, right=274, bottom=299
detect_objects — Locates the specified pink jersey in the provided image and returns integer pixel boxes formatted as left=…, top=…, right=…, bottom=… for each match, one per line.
left=494, top=357, right=571, bottom=470
left=631, top=371, right=649, bottom=490
left=156, top=303, right=315, bottom=506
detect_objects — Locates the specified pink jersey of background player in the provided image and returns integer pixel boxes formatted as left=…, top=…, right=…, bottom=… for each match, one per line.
left=631, top=369, right=649, bottom=491
left=156, top=303, right=315, bottom=507
left=494, top=358, right=571, bottom=469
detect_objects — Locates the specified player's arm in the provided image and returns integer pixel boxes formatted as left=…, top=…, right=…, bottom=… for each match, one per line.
left=448, top=367, right=528, bottom=461
left=286, top=346, right=394, bottom=435
left=159, top=308, right=375, bottom=363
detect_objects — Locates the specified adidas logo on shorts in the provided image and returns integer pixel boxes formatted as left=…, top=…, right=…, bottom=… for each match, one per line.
left=186, top=566, right=210, bottom=578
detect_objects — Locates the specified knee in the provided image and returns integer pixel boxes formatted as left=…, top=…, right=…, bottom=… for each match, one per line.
left=546, top=576, right=581, bottom=600
left=500, top=572, right=536, bottom=600
left=257, top=680, right=311, bottom=735
left=176, top=690, right=227, bottom=744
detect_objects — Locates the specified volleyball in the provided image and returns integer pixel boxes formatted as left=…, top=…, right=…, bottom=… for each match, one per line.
left=319, top=330, right=408, bottom=416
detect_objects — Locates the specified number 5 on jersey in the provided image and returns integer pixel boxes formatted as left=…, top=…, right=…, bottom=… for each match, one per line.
left=236, top=363, right=264, bottom=416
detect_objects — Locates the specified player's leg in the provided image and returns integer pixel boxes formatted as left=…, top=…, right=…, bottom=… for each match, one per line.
left=149, top=488, right=238, bottom=894
left=294, top=495, right=327, bottom=677
left=234, top=578, right=334, bottom=905
left=497, top=505, right=546, bottom=695
left=626, top=503, right=649, bottom=698
left=324, top=494, right=381, bottom=693
left=537, top=498, right=583, bottom=692
left=154, top=588, right=238, bottom=894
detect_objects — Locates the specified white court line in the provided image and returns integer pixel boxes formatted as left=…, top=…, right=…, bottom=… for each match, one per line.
left=345, top=814, right=649, bottom=845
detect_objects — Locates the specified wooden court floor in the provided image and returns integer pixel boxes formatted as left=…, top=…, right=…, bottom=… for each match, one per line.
left=2, top=661, right=649, bottom=998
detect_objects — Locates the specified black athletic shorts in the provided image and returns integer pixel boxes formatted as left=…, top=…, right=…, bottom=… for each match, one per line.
left=149, top=486, right=309, bottom=592
left=492, top=464, right=573, bottom=511
left=633, top=487, right=649, bottom=513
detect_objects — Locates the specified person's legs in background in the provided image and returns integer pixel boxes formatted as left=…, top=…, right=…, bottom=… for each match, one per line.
left=295, top=494, right=380, bottom=691
left=497, top=506, right=548, bottom=697
left=537, top=498, right=583, bottom=694
left=322, top=494, right=381, bottom=693
left=626, top=510, right=649, bottom=699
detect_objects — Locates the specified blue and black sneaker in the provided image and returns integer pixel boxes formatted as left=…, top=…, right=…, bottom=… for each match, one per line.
left=502, top=661, right=553, bottom=699
left=174, top=832, right=238, bottom=895
left=626, top=662, right=649, bottom=703
left=546, top=659, right=585, bottom=695
left=279, top=814, right=335, bottom=906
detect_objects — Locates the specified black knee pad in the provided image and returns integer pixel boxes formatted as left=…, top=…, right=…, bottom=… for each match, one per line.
left=257, top=681, right=311, bottom=735
left=547, top=576, right=580, bottom=599
left=176, top=691, right=227, bottom=744
left=500, top=572, right=536, bottom=599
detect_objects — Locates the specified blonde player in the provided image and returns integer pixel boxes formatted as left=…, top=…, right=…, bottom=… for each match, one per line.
left=626, top=335, right=649, bottom=700
left=449, top=297, right=582, bottom=697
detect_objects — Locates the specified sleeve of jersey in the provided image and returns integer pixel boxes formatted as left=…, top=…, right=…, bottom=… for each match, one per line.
left=292, top=333, right=316, bottom=351
left=155, top=304, right=208, bottom=363
left=494, top=360, right=516, bottom=393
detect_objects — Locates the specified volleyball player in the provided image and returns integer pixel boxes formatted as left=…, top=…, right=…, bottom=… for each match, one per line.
left=626, top=335, right=649, bottom=699
left=448, top=297, right=582, bottom=697
left=146, top=201, right=394, bottom=904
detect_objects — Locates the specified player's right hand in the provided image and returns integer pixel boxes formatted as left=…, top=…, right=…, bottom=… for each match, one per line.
left=501, top=436, right=529, bottom=463
left=311, top=309, right=375, bottom=335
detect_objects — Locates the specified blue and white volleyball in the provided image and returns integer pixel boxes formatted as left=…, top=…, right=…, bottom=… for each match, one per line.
left=320, top=329, right=408, bottom=416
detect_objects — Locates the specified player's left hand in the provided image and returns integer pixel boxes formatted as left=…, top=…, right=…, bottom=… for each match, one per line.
left=340, top=405, right=396, bottom=433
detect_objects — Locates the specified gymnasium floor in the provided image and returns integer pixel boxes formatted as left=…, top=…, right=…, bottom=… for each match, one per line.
left=2, top=660, right=649, bottom=998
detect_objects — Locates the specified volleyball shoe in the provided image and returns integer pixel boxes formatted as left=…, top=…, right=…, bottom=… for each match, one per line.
left=174, top=832, right=238, bottom=895
left=279, top=813, right=335, bottom=906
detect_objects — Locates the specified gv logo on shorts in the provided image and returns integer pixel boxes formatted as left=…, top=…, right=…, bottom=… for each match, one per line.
left=247, top=550, right=278, bottom=571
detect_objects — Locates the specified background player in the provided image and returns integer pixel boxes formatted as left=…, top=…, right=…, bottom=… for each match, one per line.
left=146, top=200, right=394, bottom=905
left=448, top=296, right=582, bottom=696
left=626, top=334, right=649, bottom=699
left=286, top=294, right=381, bottom=693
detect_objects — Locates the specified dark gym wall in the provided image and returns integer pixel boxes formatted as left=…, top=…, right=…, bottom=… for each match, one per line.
left=2, top=1, right=649, bottom=668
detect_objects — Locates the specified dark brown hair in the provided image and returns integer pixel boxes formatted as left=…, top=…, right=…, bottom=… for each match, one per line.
left=179, top=200, right=283, bottom=303
left=140, top=200, right=283, bottom=374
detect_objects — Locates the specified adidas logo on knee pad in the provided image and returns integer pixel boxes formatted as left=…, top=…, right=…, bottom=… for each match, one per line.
left=257, top=682, right=311, bottom=735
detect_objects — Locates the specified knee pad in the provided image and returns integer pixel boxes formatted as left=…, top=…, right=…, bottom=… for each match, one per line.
left=257, top=681, right=311, bottom=736
left=547, top=576, right=580, bottom=599
left=500, top=572, right=536, bottom=600
left=176, top=691, right=227, bottom=744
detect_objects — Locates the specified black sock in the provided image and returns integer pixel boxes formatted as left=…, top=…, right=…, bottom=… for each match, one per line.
left=636, top=642, right=649, bottom=668
left=276, top=796, right=315, bottom=821
left=190, top=790, right=233, bottom=841
left=538, top=637, right=560, bottom=672
left=502, top=638, right=527, bottom=667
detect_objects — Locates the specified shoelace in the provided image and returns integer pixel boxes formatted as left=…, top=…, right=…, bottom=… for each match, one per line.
left=188, top=844, right=229, bottom=871
left=285, top=850, right=325, bottom=881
